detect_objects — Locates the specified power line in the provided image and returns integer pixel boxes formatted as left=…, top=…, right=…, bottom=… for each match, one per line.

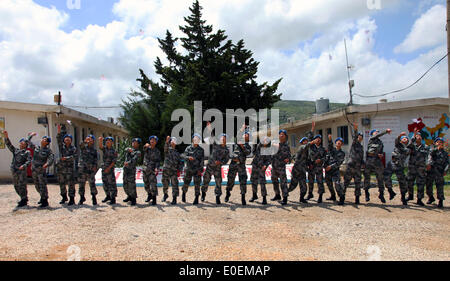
left=353, top=52, right=448, bottom=98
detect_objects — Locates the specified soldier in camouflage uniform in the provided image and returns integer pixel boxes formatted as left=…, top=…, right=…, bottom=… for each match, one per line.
left=57, top=125, right=77, bottom=205
left=406, top=130, right=429, bottom=206
left=324, top=135, right=346, bottom=205
left=123, top=138, right=142, bottom=206
left=99, top=136, right=118, bottom=205
left=363, top=128, right=392, bottom=203
left=250, top=136, right=272, bottom=205
left=271, top=130, right=292, bottom=205
left=343, top=124, right=365, bottom=204
left=225, top=131, right=252, bottom=205
left=308, top=134, right=326, bottom=203
left=426, top=138, right=449, bottom=208
left=78, top=134, right=98, bottom=205
left=202, top=134, right=230, bottom=205
left=181, top=134, right=205, bottom=205
left=143, top=136, right=161, bottom=205
left=29, top=134, right=54, bottom=208
left=383, top=132, right=410, bottom=205
left=288, top=134, right=316, bottom=204
left=4, top=131, right=32, bottom=207
left=306, top=122, right=316, bottom=200
left=161, top=136, right=184, bottom=205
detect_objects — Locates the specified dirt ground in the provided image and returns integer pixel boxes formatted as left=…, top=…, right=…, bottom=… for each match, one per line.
left=0, top=184, right=449, bottom=261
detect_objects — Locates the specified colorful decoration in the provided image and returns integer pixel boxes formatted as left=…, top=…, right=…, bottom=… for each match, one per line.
left=408, top=113, right=449, bottom=145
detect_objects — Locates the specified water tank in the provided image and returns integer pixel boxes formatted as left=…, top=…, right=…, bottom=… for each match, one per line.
left=315, top=98, right=330, bottom=114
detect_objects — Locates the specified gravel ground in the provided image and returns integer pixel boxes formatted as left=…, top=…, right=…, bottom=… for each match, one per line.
left=0, top=184, right=449, bottom=261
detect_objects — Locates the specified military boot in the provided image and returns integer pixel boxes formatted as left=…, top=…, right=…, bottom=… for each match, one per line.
left=388, top=189, right=397, bottom=200
left=102, top=195, right=111, bottom=203
left=262, top=196, right=267, bottom=205
left=59, top=194, right=68, bottom=204
left=438, top=200, right=443, bottom=208
left=162, top=193, right=169, bottom=202
left=39, top=199, right=49, bottom=208
left=406, top=193, right=413, bottom=201
left=271, top=194, right=281, bottom=201
left=326, top=194, right=336, bottom=201
left=300, top=193, right=308, bottom=204
left=145, top=194, right=152, bottom=202
left=426, top=196, right=435, bottom=204
left=17, top=198, right=28, bottom=208
left=338, top=196, right=345, bottom=205
left=182, top=191, right=186, bottom=203
left=241, top=194, right=246, bottom=206
left=224, top=190, right=231, bottom=202
left=68, top=196, right=75, bottom=206
left=201, top=191, right=206, bottom=202
left=130, top=198, right=136, bottom=206
left=378, top=193, right=386, bottom=204
left=355, top=196, right=360, bottom=205
left=317, top=194, right=323, bottom=204
left=365, top=190, right=370, bottom=202
left=216, top=196, right=221, bottom=205
left=401, top=193, right=408, bottom=206
left=249, top=193, right=258, bottom=202
left=171, top=197, right=177, bottom=205
left=108, top=197, right=116, bottom=205
left=306, top=193, right=314, bottom=200
left=281, top=196, right=288, bottom=205
left=193, top=195, right=199, bottom=205
left=123, top=196, right=130, bottom=203
left=152, top=195, right=157, bottom=206
left=416, top=198, right=424, bottom=206
left=92, top=195, right=97, bottom=206
left=78, top=196, right=86, bottom=205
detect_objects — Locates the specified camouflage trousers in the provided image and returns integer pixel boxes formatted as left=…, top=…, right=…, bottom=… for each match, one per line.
left=202, top=164, right=223, bottom=196
left=102, top=170, right=117, bottom=199
left=32, top=166, right=48, bottom=200
left=271, top=165, right=289, bottom=198
left=58, top=169, right=76, bottom=197
left=363, top=157, right=385, bottom=194
left=426, top=168, right=446, bottom=201
left=308, top=165, right=325, bottom=195
left=250, top=165, right=268, bottom=197
left=182, top=169, right=202, bottom=196
left=288, top=165, right=307, bottom=196
left=162, top=168, right=179, bottom=198
left=325, top=169, right=342, bottom=198
left=407, top=166, right=427, bottom=199
left=143, top=167, right=158, bottom=196
left=226, top=163, right=248, bottom=195
left=123, top=168, right=137, bottom=199
left=384, top=164, right=407, bottom=195
left=12, top=169, right=28, bottom=201
left=343, top=165, right=363, bottom=197
left=78, top=169, right=98, bottom=197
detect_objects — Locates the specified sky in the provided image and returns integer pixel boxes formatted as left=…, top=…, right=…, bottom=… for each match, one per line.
left=0, top=0, right=448, bottom=120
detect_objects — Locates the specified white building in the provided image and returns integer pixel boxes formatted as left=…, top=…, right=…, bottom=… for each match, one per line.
left=0, top=101, right=128, bottom=179
left=265, top=97, right=449, bottom=165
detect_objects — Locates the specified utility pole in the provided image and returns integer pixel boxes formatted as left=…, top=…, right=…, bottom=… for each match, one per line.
left=344, top=39, right=354, bottom=105
left=447, top=0, right=450, bottom=110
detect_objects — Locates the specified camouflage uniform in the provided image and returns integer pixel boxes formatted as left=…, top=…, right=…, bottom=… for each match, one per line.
left=123, top=147, right=141, bottom=200
left=143, top=146, right=161, bottom=197
left=162, top=142, right=183, bottom=198
left=271, top=141, right=291, bottom=198
left=250, top=143, right=271, bottom=197
left=325, top=141, right=345, bottom=198
left=101, top=146, right=118, bottom=199
left=78, top=142, right=98, bottom=197
left=29, top=139, right=54, bottom=200
left=226, top=143, right=252, bottom=195
left=427, top=147, right=449, bottom=201
left=363, top=130, right=389, bottom=196
left=288, top=134, right=313, bottom=197
left=57, top=133, right=77, bottom=198
left=202, top=143, right=230, bottom=196
left=407, top=138, right=429, bottom=200
left=181, top=144, right=205, bottom=196
left=343, top=128, right=364, bottom=197
left=383, top=136, right=410, bottom=196
left=308, top=142, right=326, bottom=196
left=6, top=138, right=31, bottom=201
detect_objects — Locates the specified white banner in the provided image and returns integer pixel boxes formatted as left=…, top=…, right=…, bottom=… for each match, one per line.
left=95, top=164, right=295, bottom=187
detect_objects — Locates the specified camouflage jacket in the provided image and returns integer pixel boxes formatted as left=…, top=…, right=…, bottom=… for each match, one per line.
left=427, top=148, right=449, bottom=173
left=78, top=142, right=98, bottom=172
left=124, top=147, right=141, bottom=171
left=325, top=141, right=345, bottom=172
left=6, top=138, right=31, bottom=172
left=101, top=147, right=117, bottom=170
left=230, top=143, right=252, bottom=165
left=143, top=146, right=161, bottom=171
left=366, top=130, right=388, bottom=157
left=391, top=136, right=410, bottom=169
left=182, top=145, right=205, bottom=172
left=292, top=142, right=312, bottom=168
left=29, top=140, right=54, bottom=169
left=347, top=128, right=364, bottom=167
left=407, top=138, right=429, bottom=168
left=208, top=144, right=230, bottom=167
left=308, top=144, right=326, bottom=168
left=271, top=141, right=291, bottom=168
left=251, top=143, right=272, bottom=168
left=57, top=132, right=77, bottom=170
left=163, top=143, right=183, bottom=171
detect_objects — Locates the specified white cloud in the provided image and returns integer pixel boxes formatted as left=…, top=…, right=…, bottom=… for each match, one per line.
left=394, top=4, right=446, bottom=53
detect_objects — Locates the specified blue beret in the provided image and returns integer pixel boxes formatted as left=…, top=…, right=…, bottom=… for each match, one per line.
left=335, top=137, right=344, bottom=144
left=313, top=135, right=322, bottom=140
left=299, top=137, right=308, bottom=143
left=279, top=130, right=288, bottom=136
left=192, top=133, right=202, bottom=140
left=132, top=138, right=142, bottom=144
left=149, top=136, right=158, bottom=142
left=19, top=138, right=27, bottom=143
left=88, top=134, right=95, bottom=141
left=63, top=134, right=73, bottom=140
left=370, top=129, right=379, bottom=136
left=434, top=137, right=444, bottom=143
left=220, top=133, right=228, bottom=138
left=357, top=132, right=363, bottom=137
left=105, top=136, right=114, bottom=142
left=42, top=136, right=51, bottom=143
left=400, top=136, right=408, bottom=141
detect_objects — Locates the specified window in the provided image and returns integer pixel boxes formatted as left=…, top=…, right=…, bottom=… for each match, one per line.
left=317, top=129, right=323, bottom=137
left=337, top=126, right=349, bottom=145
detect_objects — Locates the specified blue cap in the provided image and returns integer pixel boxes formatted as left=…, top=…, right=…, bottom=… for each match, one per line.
left=88, top=134, right=95, bottom=141
left=63, top=134, right=73, bottom=140
left=192, top=133, right=201, bottom=140
left=400, top=136, right=408, bottom=141
left=149, top=136, right=158, bottom=142
left=132, top=138, right=142, bottom=144
left=105, top=136, right=114, bottom=142
left=335, top=137, right=344, bottom=144
left=299, top=137, right=308, bottom=143
left=220, top=133, right=228, bottom=138
left=42, top=136, right=51, bottom=143
left=434, top=137, right=444, bottom=143
left=243, top=130, right=250, bottom=136
left=279, top=129, right=288, bottom=136
left=370, top=129, right=379, bottom=136
left=19, top=138, right=27, bottom=143
left=313, top=135, right=322, bottom=140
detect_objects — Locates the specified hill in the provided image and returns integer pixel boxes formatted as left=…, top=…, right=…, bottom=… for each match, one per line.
left=272, top=100, right=347, bottom=124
